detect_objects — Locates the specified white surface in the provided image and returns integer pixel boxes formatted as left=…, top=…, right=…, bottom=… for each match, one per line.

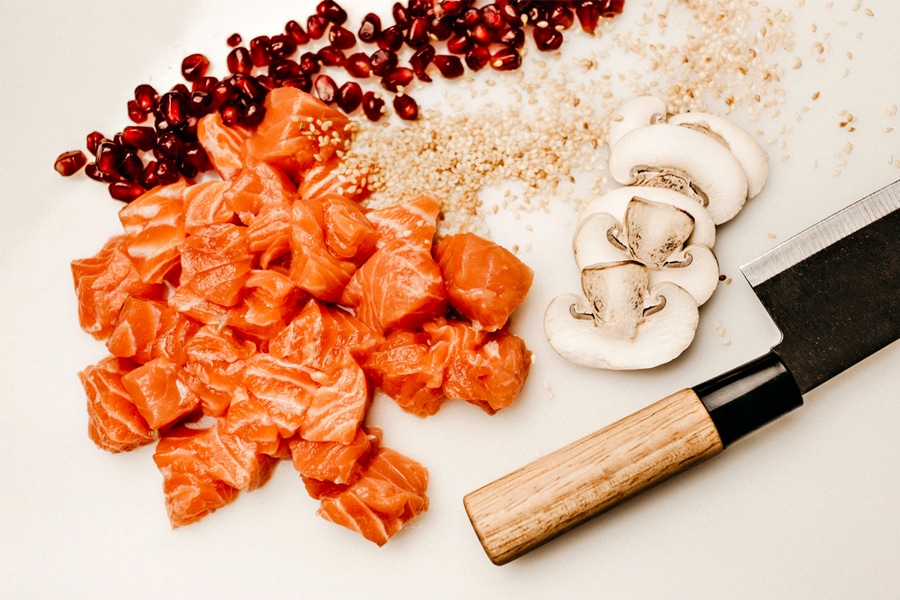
left=2, top=1, right=899, bottom=598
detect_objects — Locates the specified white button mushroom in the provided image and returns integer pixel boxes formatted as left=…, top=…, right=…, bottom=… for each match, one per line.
left=608, top=95, right=668, bottom=149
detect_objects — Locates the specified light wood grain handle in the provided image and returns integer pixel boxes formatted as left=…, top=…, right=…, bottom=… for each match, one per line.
left=463, top=388, right=724, bottom=565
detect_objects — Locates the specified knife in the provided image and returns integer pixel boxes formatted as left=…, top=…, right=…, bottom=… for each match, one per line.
left=463, top=179, right=900, bottom=565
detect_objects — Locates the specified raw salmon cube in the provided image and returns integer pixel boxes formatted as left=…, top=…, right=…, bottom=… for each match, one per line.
left=181, top=223, right=252, bottom=307
left=183, top=325, right=256, bottom=417
left=300, top=355, right=370, bottom=444
left=289, top=427, right=381, bottom=485
left=106, top=297, right=199, bottom=365
left=79, top=356, right=155, bottom=453
left=183, top=180, right=235, bottom=233
left=121, top=357, right=200, bottom=430
left=289, top=198, right=357, bottom=303
left=363, top=330, right=446, bottom=417
left=223, top=156, right=296, bottom=224
left=320, top=193, right=378, bottom=263
left=365, top=196, right=440, bottom=250
left=247, top=199, right=292, bottom=269
left=196, top=112, right=251, bottom=181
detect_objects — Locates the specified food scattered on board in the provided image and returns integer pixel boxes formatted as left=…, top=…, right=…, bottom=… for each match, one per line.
left=544, top=95, right=768, bottom=370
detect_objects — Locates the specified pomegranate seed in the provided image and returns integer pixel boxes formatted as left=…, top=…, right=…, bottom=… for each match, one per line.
left=158, top=92, right=189, bottom=126
left=227, top=47, right=254, bottom=74
left=96, top=143, right=121, bottom=177
left=407, top=0, right=432, bottom=16
left=433, top=54, right=464, bottom=78
left=219, top=102, right=241, bottom=126
left=497, top=26, right=524, bottom=48
left=370, top=49, right=399, bottom=76
left=345, top=52, right=372, bottom=78
left=362, top=91, right=386, bottom=121
left=465, top=46, right=491, bottom=71
left=471, top=24, right=494, bottom=46
left=240, top=102, right=266, bottom=128
left=446, top=33, right=473, bottom=55
left=410, top=45, right=436, bottom=82
left=156, top=132, right=182, bottom=158
left=439, top=1, right=469, bottom=18
left=181, top=53, right=210, bottom=81
left=86, top=132, right=108, bottom=156
left=393, top=94, right=418, bottom=120
left=307, top=15, right=328, bottom=39
left=458, top=7, right=481, bottom=28
left=155, top=158, right=181, bottom=185
left=299, top=52, right=321, bottom=75
left=231, top=74, right=266, bottom=102
left=109, top=181, right=146, bottom=202
left=328, top=25, right=356, bottom=50
left=211, top=80, right=236, bottom=110
left=250, top=36, right=272, bottom=67
left=490, top=46, right=521, bottom=71
left=427, top=16, right=454, bottom=41
left=117, top=150, right=144, bottom=181
left=317, top=0, right=348, bottom=25
left=576, top=2, right=601, bottom=34
left=600, top=0, right=625, bottom=17
left=139, top=161, right=159, bottom=189
left=127, top=100, right=148, bottom=123
left=189, top=90, right=212, bottom=115
left=54, top=150, right=87, bottom=176
left=524, top=4, right=548, bottom=27
left=85, top=163, right=115, bottom=183
left=269, top=58, right=302, bottom=81
left=495, top=0, right=520, bottom=25
left=121, top=126, right=156, bottom=151
left=269, top=34, right=297, bottom=58
left=314, top=75, right=338, bottom=104
left=392, top=3, right=410, bottom=28
left=227, top=33, right=242, bottom=47
left=285, top=20, right=310, bottom=45
left=134, top=84, right=159, bottom=112
left=192, top=76, right=218, bottom=93
left=182, top=143, right=212, bottom=172
left=336, top=81, right=363, bottom=113
left=282, top=76, right=313, bottom=93
left=178, top=160, right=199, bottom=180
left=380, top=67, right=414, bottom=93
left=317, top=46, right=347, bottom=67
left=358, top=13, right=382, bottom=43
left=481, top=4, right=504, bottom=29
left=533, top=26, right=564, bottom=51
left=549, top=4, right=575, bottom=30
left=377, top=25, right=404, bottom=52
left=405, top=17, right=431, bottom=48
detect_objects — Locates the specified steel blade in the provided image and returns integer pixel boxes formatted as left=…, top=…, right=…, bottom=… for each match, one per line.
left=741, top=179, right=900, bottom=393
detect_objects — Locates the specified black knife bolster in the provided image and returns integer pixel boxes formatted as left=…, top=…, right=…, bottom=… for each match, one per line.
left=694, top=352, right=803, bottom=448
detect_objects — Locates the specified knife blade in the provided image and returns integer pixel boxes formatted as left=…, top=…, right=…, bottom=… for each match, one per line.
left=463, top=179, right=900, bottom=565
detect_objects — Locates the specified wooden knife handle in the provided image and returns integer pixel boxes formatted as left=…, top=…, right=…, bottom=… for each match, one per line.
left=464, top=352, right=804, bottom=565
left=463, top=389, right=722, bottom=565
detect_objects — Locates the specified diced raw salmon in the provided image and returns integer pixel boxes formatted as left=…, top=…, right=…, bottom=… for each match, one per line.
left=71, top=235, right=165, bottom=340
left=79, top=356, right=155, bottom=453
left=365, top=196, right=441, bottom=249
left=181, top=223, right=252, bottom=307
left=183, top=325, right=256, bottom=417
left=117, top=182, right=188, bottom=284
left=242, top=352, right=317, bottom=437
left=318, top=446, right=428, bottom=546
left=118, top=181, right=187, bottom=234
left=363, top=330, right=446, bottom=417
left=289, top=427, right=382, bottom=485
left=183, top=180, right=235, bottom=233
left=221, top=389, right=285, bottom=458
left=196, top=112, right=252, bottom=180
left=433, top=232, right=534, bottom=331
left=247, top=199, right=292, bottom=269
left=120, top=357, right=200, bottom=430
left=223, top=156, right=296, bottom=224
left=320, top=194, right=378, bottom=263
left=245, top=87, right=352, bottom=182
left=106, top=297, right=199, bottom=365
left=153, top=427, right=239, bottom=528
left=201, top=419, right=277, bottom=491
left=301, top=354, right=370, bottom=444
left=341, top=239, right=447, bottom=334
left=168, top=284, right=228, bottom=325
left=424, top=318, right=531, bottom=414
left=297, top=154, right=368, bottom=202
left=289, top=198, right=357, bottom=303
left=226, top=269, right=304, bottom=342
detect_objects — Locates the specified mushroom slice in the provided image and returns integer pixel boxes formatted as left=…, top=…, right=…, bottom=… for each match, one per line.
left=580, top=260, right=649, bottom=339
left=668, top=112, right=768, bottom=199
left=624, top=197, right=694, bottom=269
left=651, top=244, right=719, bottom=305
left=572, top=212, right=630, bottom=270
left=577, top=186, right=716, bottom=249
left=608, top=123, right=749, bottom=225
left=543, top=282, right=700, bottom=370
left=608, top=96, right=668, bottom=149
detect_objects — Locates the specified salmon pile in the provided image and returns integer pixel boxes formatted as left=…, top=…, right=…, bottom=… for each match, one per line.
left=71, top=87, right=534, bottom=545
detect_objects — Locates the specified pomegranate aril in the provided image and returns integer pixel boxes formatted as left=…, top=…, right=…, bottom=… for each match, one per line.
left=282, top=76, right=313, bottom=93
left=600, top=0, right=625, bottom=17
left=109, top=181, right=146, bottom=202
left=285, top=20, right=310, bottom=45
left=465, top=46, right=491, bottom=71
left=393, top=94, right=418, bottom=120
left=471, top=24, right=494, bottom=46
left=231, top=74, right=266, bottom=102
left=317, top=0, right=348, bottom=25
left=86, top=132, right=108, bottom=156
left=345, top=52, right=372, bottom=78
left=307, top=15, right=328, bottom=39
left=192, top=76, right=218, bottom=93
left=227, top=33, right=242, bottom=47
left=381, top=67, right=414, bottom=92
left=269, top=58, right=302, bottom=80
left=358, top=13, right=382, bottom=43
left=121, top=126, right=156, bottom=152
left=407, top=0, right=432, bottom=17
left=139, top=161, right=159, bottom=189
left=549, top=4, right=575, bottom=30
left=227, top=47, right=254, bottom=74
left=446, top=33, right=473, bottom=55
left=189, top=90, right=212, bottom=115
left=410, top=45, right=436, bottom=82
left=457, top=7, right=482, bottom=28
left=405, top=17, right=431, bottom=48
left=328, top=25, right=356, bottom=50
left=250, top=36, right=272, bottom=67
left=219, top=102, right=241, bottom=126
left=182, top=143, right=212, bottom=172
left=127, top=100, right=148, bottom=124
left=156, top=132, right=182, bottom=158
left=370, top=49, right=399, bottom=76
left=433, top=54, right=464, bottom=78
left=96, top=143, right=121, bottom=178
left=317, top=46, right=346, bottom=68
left=134, top=84, right=159, bottom=112
left=524, top=4, right=549, bottom=27
left=117, top=150, right=144, bottom=181
left=239, top=101, right=265, bottom=128
left=481, top=4, right=504, bottom=29
left=85, top=163, right=115, bottom=183
left=439, top=1, right=470, bottom=18
left=54, top=150, right=87, bottom=177
left=377, top=25, right=404, bottom=52
left=336, top=81, right=363, bottom=113
left=158, top=92, right=189, bottom=126
left=533, top=26, right=564, bottom=52
left=392, top=3, right=410, bottom=28
left=495, top=0, right=520, bottom=25
left=576, top=2, right=601, bottom=34
left=490, top=46, right=521, bottom=71
left=299, top=52, right=321, bottom=75
left=314, top=75, right=338, bottom=104
left=427, top=16, right=454, bottom=41
left=181, top=53, right=210, bottom=81
left=155, top=158, right=181, bottom=185
left=268, top=34, right=297, bottom=59
left=497, top=26, right=524, bottom=48
left=362, top=91, right=386, bottom=121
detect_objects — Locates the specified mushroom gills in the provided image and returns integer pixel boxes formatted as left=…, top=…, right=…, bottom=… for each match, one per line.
left=624, top=197, right=695, bottom=268
left=630, top=166, right=710, bottom=208
left=580, top=261, right=649, bottom=340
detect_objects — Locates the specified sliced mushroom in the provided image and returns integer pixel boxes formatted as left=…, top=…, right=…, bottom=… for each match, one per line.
left=544, top=282, right=700, bottom=370
left=577, top=186, right=716, bottom=250
left=580, top=261, right=649, bottom=339
left=668, top=112, right=768, bottom=199
left=608, top=123, right=749, bottom=224
left=651, top=244, right=719, bottom=305
left=572, top=211, right=630, bottom=269
left=624, top=198, right=694, bottom=269
left=608, top=96, right=668, bottom=149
